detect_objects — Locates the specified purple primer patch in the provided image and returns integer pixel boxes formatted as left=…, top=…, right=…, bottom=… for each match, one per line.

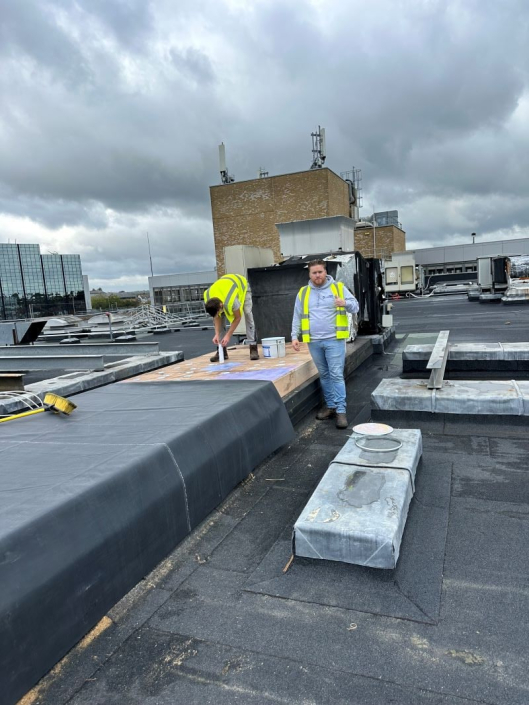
left=206, top=362, right=242, bottom=372
left=220, top=366, right=298, bottom=381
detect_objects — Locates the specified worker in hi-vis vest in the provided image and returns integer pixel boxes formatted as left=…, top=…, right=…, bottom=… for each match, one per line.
left=204, top=273, right=259, bottom=362
left=291, top=259, right=359, bottom=429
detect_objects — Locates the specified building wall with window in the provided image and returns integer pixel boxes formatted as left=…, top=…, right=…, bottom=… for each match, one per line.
left=411, top=237, right=529, bottom=276
left=0, top=243, right=86, bottom=320
left=148, top=270, right=216, bottom=313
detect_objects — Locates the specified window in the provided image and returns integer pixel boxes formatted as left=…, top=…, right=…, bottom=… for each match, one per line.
left=401, top=266, right=414, bottom=284
left=385, top=267, right=398, bottom=284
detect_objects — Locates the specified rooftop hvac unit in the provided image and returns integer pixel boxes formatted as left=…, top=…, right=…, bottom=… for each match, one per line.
left=492, top=257, right=508, bottom=286
left=277, top=216, right=355, bottom=258
left=509, top=255, right=529, bottom=279
left=502, top=255, right=529, bottom=303
left=477, top=257, right=493, bottom=290
left=247, top=251, right=383, bottom=343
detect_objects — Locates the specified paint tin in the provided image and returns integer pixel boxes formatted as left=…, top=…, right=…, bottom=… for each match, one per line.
left=262, top=336, right=286, bottom=358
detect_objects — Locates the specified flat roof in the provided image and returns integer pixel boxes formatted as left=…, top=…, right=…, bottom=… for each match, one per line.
left=27, top=297, right=529, bottom=704
left=210, top=166, right=347, bottom=188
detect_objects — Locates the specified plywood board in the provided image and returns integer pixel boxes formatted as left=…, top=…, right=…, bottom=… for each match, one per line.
left=125, top=344, right=319, bottom=399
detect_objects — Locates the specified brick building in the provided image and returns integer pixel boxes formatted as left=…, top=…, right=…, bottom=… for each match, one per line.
left=210, top=168, right=350, bottom=276
left=354, top=223, right=406, bottom=260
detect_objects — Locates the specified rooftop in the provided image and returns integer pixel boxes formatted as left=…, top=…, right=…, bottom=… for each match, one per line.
left=20, top=294, right=529, bottom=705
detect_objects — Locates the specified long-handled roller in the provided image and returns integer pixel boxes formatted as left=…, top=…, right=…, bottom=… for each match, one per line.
left=0, top=393, right=77, bottom=424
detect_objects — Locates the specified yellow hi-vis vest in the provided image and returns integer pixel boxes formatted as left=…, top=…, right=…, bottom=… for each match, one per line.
left=204, top=274, right=248, bottom=323
left=297, top=281, right=349, bottom=343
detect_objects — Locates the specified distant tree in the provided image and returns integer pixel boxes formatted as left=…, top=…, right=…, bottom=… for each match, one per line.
left=91, top=294, right=140, bottom=309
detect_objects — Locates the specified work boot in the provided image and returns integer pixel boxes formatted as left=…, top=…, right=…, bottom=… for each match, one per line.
left=210, top=347, right=228, bottom=363
left=249, top=344, right=259, bottom=360
left=316, top=406, right=336, bottom=420
left=335, top=413, right=349, bottom=429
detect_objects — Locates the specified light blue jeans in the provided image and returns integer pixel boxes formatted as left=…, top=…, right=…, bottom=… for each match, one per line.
left=308, top=338, right=347, bottom=413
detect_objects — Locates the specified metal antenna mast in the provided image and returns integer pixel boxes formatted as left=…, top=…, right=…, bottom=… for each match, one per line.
left=219, top=143, right=235, bottom=184
left=310, top=126, right=326, bottom=169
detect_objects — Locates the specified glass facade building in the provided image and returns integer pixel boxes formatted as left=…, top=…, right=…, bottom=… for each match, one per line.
left=374, top=210, right=401, bottom=228
left=0, top=244, right=86, bottom=320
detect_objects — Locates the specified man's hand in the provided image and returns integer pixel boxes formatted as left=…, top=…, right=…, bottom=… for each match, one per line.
left=292, top=339, right=301, bottom=352
left=220, top=334, right=231, bottom=348
left=212, top=334, right=219, bottom=345
left=334, top=297, right=346, bottom=307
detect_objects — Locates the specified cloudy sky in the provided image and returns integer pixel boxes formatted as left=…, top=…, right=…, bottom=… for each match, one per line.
left=1, top=0, right=528, bottom=290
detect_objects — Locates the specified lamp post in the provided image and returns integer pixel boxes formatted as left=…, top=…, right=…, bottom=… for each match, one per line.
left=146, top=232, right=154, bottom=277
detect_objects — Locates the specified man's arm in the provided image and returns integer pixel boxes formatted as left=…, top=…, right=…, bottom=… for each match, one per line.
left=212, top=314, right=223, bottom=344
left=220, top=309, right=241, bottom=347
left=291, top=295, right=302, bottom=351
left=343, top=286, right=359, bottom=314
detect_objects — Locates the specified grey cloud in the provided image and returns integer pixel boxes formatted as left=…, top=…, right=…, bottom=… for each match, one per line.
left=0, top=0, right=528, bottom=288
left=78, top=211, right=216, bottom=286
left=77, top=0, right=154, bottom=50
left=0, top=187, right=109, bottom=230
left=0, top=0, right=92, bottom=86
left=170, top=48, right=216, bottom=85
left=399, top=192, right=529, bottom=249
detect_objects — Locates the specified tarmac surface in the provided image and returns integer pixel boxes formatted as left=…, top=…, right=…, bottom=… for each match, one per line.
left=20, top=297, right=529, bottom=705
left=391, top=294, right=529, bottom=342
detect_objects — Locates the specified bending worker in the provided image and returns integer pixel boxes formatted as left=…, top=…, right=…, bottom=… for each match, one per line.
left=291, top=259, right=359, bottom=429
left=204, top=273, right=259, bottom=362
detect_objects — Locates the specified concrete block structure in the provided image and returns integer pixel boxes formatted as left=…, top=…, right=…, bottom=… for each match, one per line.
left=354, top=223, right=406, bottom=260
left=210, top=168, right=350, bottom=276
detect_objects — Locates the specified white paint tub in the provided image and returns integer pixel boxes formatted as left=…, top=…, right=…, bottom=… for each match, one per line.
left=262, top=336, right=286, bottom=358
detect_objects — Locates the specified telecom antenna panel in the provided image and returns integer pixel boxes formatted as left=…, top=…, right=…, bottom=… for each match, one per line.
left=310, top=126, right=326, bottom=169
left=219, top=143, right=235, bottom=184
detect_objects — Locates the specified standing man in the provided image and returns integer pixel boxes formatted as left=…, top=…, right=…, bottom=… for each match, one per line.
left=204, top=273, right=259, bottom=362
left=291, top=260, right=359, bottom=429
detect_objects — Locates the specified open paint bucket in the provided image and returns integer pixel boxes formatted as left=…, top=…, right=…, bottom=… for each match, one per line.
left=262, top=336, right=286, bottom=358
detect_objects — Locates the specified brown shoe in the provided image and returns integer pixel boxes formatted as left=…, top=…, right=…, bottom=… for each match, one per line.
left=210, top=347, right=228, bottom=362
left=249, top=344, right=259, bottom=360
left=335, top=413, right=348, bottom=429
left=316, top=406, right=336, bottom=420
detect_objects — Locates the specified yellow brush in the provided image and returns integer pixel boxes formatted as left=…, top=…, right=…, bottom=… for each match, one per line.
left=0, top=393, right=77, bottom=424
left=43, top=393, right=77, bottom=415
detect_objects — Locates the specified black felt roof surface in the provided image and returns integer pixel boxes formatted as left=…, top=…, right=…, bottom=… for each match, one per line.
left=25, top=296, right=529, bottom=705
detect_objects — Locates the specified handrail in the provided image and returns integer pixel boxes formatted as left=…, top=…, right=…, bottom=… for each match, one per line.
left=426, top=330, right=450, bottom=389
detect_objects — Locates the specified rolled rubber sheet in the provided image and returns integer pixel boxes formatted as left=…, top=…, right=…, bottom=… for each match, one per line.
left=0, top=380, right=294, bottom=705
